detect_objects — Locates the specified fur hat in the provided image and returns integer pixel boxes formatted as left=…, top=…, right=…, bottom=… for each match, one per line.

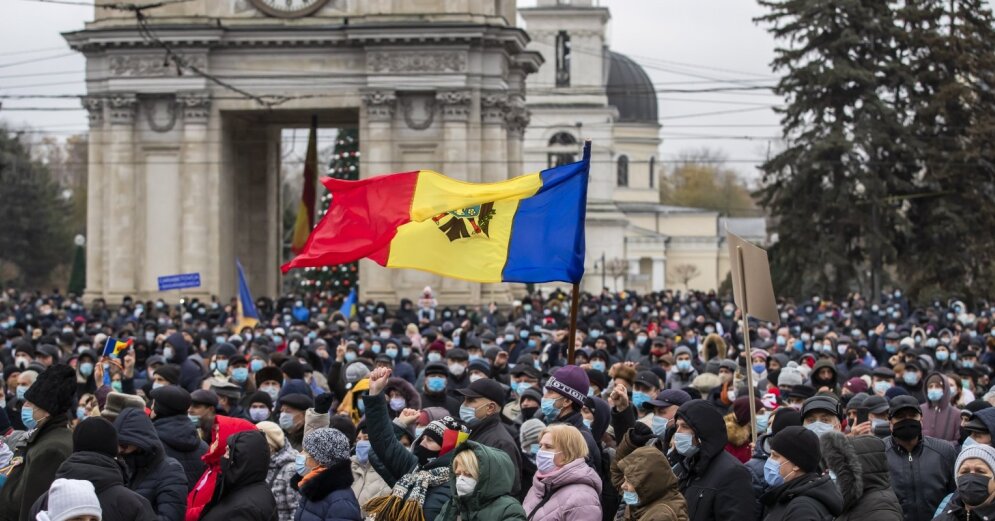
left=24, top=364, right=76, bottom=416
left=100, top=392, right=146, bottom=421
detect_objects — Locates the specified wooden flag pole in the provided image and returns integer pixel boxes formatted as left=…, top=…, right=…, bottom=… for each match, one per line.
left=567, top=282, right=580, bottom=365
left=738, top=245, right=759, bottom=444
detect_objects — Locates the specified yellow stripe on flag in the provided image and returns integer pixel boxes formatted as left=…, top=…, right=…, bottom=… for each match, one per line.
left=409, top=170, right=543, bottom=221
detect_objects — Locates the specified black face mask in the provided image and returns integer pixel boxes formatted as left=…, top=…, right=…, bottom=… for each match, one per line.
left=892, top=418, right=923, bottom=442
left=521, top=406, right=538, bottom=421
left=957, top=473, right=993, bottom=507
left=412, top=444, right=439, bottom=467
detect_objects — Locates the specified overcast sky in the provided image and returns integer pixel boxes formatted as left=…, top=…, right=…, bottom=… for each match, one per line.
left=0, top=0, right=782, bottom=179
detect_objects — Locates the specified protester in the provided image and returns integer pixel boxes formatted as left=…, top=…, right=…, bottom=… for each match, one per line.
left=760, top=426, right=843, bottom=519
left=256, top=421, right=300, bottom=521
left=114, top=408, right=187, bottom=521
left=819, top=432, right=902, bottom=521
left=292, top=427, right=361, bottom=521
left=933, top=444, right=995, bottom=520
left=35, top=478, right=102, bottom=521
left=197, top=430, right=276, bottom=521
left=746, top=408, right=801, bottom=519
left=185, top=415, right=257, bottom=521
left=349, top=422, right=390, bottom=512
left=436, top=441, right=527, bottom=521
left=150, top=385, right=207, bottom=490
left=522, top=424, right=602, bottom=521
left=921, top=371, right=961, bottom=443
left=456, top=377, right=522, bottom=495
left=612, top=445, right=688, bottom=520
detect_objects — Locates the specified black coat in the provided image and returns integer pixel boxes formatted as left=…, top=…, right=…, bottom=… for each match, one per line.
left=760, top=473, right=843, bottom=521
left=466, top=413, right=522, bottom=496
left=115, top=408, right=189, bottom=521
left=820, top=433, right=902, bottom=521
left=419, top=389, right=461, bottom=417
left=667, top=400, right=755, bottom=521
left=0, top=413, right=73, bottom=521
left=933, top=498, right=995, bottom=520
left=199, top=430, right=277, bottom=521
left=883, top=435, right=957, bottom=521
left=28, top=451, right=157, bottom=521
left=154, top=414, right=207, bottom=490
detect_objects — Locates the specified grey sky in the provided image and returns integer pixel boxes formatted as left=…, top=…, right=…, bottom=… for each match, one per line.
left=0, top=0, right=783, bottom=179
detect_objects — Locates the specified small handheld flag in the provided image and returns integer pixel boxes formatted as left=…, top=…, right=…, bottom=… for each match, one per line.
left=102, top=337, right=133, bottom=359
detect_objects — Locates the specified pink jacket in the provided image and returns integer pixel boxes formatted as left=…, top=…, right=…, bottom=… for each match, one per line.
left=522, top=458, right=603, bottom=521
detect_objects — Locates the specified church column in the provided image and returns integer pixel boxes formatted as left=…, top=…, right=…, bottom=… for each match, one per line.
left=436, top=90, right=472, bottom=179
left=179, top=92, right=211, bottom=298
left=359, top=90, right=397, bottom=301
left=652, top=257, right=666, bottom=291
left=82, top=96, right=105, bottom=300
left=480, top=92, right=507, bottom=183
left=505, top=97, right=529, bottom=179
left=106, top=94, right=137, bottom=296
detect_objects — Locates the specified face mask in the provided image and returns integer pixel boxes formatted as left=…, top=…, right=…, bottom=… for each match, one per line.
left=963, top=361, right=976, bottom=369
left=676, top=360, right=692, bottom=372
left=957, top=473, right=993, bottom=507
left=540, top=397, right=561, bottom=421
left=145, top=331, right=155, bottom=343
left=582, top=418, right=592, bottom=429
left=212, top=360, right=228, bottom=373
left=632, top=391, right=650, bottom=410
left=279, top=412, right=296, bottom=430
left=651, top=415, right=669, bottom=436
left=370, top=343, right=382, bottom=354
left=892, top=418, right=922, bottom=442
left=386, top=348, right=399, bottom=359
left=813, top=342, right=823, bottom=352
left=727, top=390, right=736, bottom=402
left=927, top=388, right=945, bottom=402
left=591, top=360, right=606, bottom=373
left=163, top=347, right=174, bottom=360
left=427, top=376, right=447, bottom=393
left=468, top=354, right=482, bottom=364
left=535, top=449, right=558, bottom=473
left=427, top=352, right=442, bottom=363
left=112, top=381, right=123, bottom=392
left=805, top=421, right=835, bottom=438
left=295, top=453, right=309, bottom=476
left=753, top=363, right=765, bottom=374
left=674, top=432, right=696, bottom=456
left=79, top=362, right=94, bottom=377
left=341, top=351, right=357, bottom=363
left=15, top=385, right=28, bottom=400
left=936, top=351, right=949, bottom=361
left=636, top=336, right=648, bottom=345
left=756, top=413, right=770, bottom=433
left=764, top=457, right=784, bottom=486
left=389, top=397, right=406, bottom=412
left=250, top=359, right=265, bottom=372
left=15, top=358, right=29, bottom=370
left=355, top=440, right=372, bottom=464
left=963, top=436, right=979, bottom=449
left=76, top=407, right=87, bottom=420
left=885, top=344, right=898, bottom=354
left=874, top=381, right=892, bottom=394
left=903, top=372, right=920, bottom=385
left=188, top=414, right=200, bottom=426
left=228, top=367, right=248, bottom=383
left=249, top=407, right=269, bottom=422
left=262, top=385, right=280, bottom=401
left=455, top=475, right=477, bottom=497
left=622, top=490, right=639, bottom=506
left=837, top=345, right=849, bottom=356
left=22, top=405, right=36, bottom=430
left=449, top=363, right=466, bottom=377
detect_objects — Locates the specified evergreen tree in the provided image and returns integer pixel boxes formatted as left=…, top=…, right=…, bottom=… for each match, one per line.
left=755, top=0, right=915, bottom=298
left=300, top=129, right=359, bottom=295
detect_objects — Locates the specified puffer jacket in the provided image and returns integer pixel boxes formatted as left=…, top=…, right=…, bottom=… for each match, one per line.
left=521, top=458, right=602, bottom=521
left=665, top=400, right=755, bottom=521
left=351, top=456, right=391, bottom=510
left=186, top=415, right=258, bottom=521
left=28, top=451, right=157, bottom=521
left=883, top=434, right=957, bottom=521
left=268, top=442, right=301, bottom=521
left=199, top=430, right=277, bottom=521
left=612, top=446, right=688, bottom=521
left=292, top=460, right=360, bottom=521
left=115, top=408, right=188, bottom=521
left=760, top=473, right=843, bottom=521
left=820, top=433, right=902, bottom=521
left=920, top=371, right=961, bottom=443
left=154, top=413, right=208, bottom=490
left=435, top=442, right=526, bottom=521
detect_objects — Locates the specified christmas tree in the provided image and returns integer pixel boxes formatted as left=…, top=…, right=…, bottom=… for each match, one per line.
left=300, top=129, right=359, bottom=294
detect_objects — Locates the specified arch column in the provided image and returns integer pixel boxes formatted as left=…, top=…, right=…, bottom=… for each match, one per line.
left=106, top=94, right=137, bottom=297
left=359, top=90, right=398, bottom=302
left=82, top=96, right=105, bottom=300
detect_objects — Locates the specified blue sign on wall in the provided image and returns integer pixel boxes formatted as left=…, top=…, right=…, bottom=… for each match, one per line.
left=157, top=273, right=202, bottom=292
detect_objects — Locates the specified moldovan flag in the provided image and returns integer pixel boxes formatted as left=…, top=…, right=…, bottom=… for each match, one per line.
left=282, top=142, right=591, bottom=284
left=235, top=259, right=260, bottom=330
left=290, top=116, right=318, bottom=254
left=102, top=337, right=132, bottom=359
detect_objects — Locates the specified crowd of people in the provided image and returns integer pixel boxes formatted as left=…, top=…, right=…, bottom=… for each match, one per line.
left=2, top=285, right=995, bottom=521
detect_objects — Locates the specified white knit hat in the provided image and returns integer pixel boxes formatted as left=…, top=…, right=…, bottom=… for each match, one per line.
left=37, top=479, right=101, bottom=521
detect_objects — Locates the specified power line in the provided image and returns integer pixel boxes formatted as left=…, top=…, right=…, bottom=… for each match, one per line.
left=0, top=52, right=77, bottom=69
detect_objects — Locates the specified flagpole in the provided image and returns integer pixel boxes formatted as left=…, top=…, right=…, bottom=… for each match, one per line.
left=738, top=245, right=759, bottom=444
left=567, top=282, right=580, bottom=365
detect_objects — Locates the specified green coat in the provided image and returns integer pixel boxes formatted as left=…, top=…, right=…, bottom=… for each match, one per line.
left=0, top=414, right=73, bottom=521
left=434, top=442, right=527, bottom=521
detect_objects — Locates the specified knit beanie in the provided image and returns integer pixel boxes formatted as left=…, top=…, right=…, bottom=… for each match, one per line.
left=303, top=428, right=350, bottom=466
left=544, top=365, right=590, bottom=408
left=255, top=421, right=285, bottom=453
left=777, top=366, right=804, bottom=387
left=519, top=418, right=545, bottom=448
left=420, top=416, right=469, bottom=456
left=38, top=479, right=101, bottom=521
left=247, top=390, right=274, bottom=410
left=73, top=417, right=118, bottom=457
left=24, top=364, right=77, bottom=417
left=770, top=425, right=821, bottom=474
left=771, top=409, right=802, bottom=435
left=154, top=365, right=181, bottom=386
left=955, top=444, right=995, bottom=479
left=150, top=385, right=191, bottom=418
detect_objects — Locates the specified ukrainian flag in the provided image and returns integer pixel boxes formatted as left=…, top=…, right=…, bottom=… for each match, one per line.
left=282, top=143, right=590, bottom=284
left=236, top=259, right=260, bottom=330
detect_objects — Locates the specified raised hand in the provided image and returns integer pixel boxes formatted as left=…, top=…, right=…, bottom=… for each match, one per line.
left=368, top=367, right=392, bottom=395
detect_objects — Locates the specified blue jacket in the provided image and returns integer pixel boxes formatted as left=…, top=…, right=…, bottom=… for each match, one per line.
left=153, top=414, right=207, bottom=491
left=293, top=460, right=360, bottom=521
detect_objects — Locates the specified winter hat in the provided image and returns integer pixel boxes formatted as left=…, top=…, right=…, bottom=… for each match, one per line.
left=777, top=366, right=804, bottom=387
left=281, top=360, right=306, bottom=380
left=884, top=386, right=910, bottom=400
left=24, top=364, right=76, bottom=416
left=417, top=407, right=451, bottom=427
left=303, top=427, right=350, bottom=466
left=345, top=362, right=371, bottom=385
left=519, top=418, right=545, bottom=448
left=72, top=417, right=118, bottom=457
left=280, top=393, right=313, bottom=412
left=154, top=365, right=181, bottom=385
left=38, top=479, right=101, bottom=521
left=100, top=392, right=146, bottom=421
left=255, top=366, right=283, bottom=387
left=247, top=390, right=273, bottom=410
left=421, top=416, right=469, bottom=456
left=544, top=365, right=590, bottom=408
left=255, top=421, right=285, bottom=452
left=771, top=409, right=802, bottom=435
left=733, top=396, right=764, bottom=426
left=955, top=444, right=995, bottom=478
left=150, top=385, right=191, bottom=418
left=750, top=349, right=769, bottom=361
left=844, top=377, right=868, bottom=395
left=770, top=425, right=821, bottom=474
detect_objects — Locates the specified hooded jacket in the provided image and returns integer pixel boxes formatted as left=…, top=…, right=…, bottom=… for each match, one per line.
left=292, top=459, right=360, bottom=521
left=759, top=473, right=844, bottom=521
left=522, top=458, right=602, bottom=521
left=0, top=413, right=72, bottom=521
left=114, top=408, right=188, bottom=521
left=382, top=377, right=422, bottom=418
left=186, top=415, right=258, bottom=521
left=667, top=400, right=754, bottom=521
left=166, top=333, right=205, bottom=393
left=920, top=371, right=961, bottom=442
left=28, top=451, right=157, bottom=521
left=465, top=410, right=522, bottom=496
left=809, top=359, right=839, bottom=394
left=435, top=442, right=526, bottom=521
left=613, top=446, right=688, bottom=521
left=337, top=378, right=369, bottom=425
left=723, top=412, right=752, bottom=464
left=269, top=442, right=301, bottom=521
left=883, top=434, right=957, bottom=521
left=154, top=413, right=208, bottom=490
left=819, top=433, right=902, bottom=521
left=199, top=430, right=277, bottom=521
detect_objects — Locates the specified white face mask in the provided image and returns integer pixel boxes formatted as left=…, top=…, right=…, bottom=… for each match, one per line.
left=455, top=475, right=477, bottom=497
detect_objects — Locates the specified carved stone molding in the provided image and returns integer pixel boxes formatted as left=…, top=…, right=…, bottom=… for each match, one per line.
left=481, top=92, right=509, bottom=124
left=435, top=90, right=471, bottom=121
left=361, top=90, right=397, bottom=122
left=400, top=93, right=436, bottom=131
left=107, top=94, right=137, bottom=125
left=81, top=96, right=104, bottom=126
left=367, top=51, right=467, bottom=73
left=505, top=97, right=530, bottom=138
left=109, top=54, right=207, bottom=77
left=142, top=96, right=178, bottom=133
left=177, top=92, right=211, bottom=124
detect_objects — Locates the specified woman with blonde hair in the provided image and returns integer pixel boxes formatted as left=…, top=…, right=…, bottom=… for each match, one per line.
left=522, top=424, right=602, bottom=521
left=434, top=441, right=525, bottom=521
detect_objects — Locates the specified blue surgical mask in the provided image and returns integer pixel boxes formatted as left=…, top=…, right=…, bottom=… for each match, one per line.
left=250, top=359, right=265, bottom=372
left=805, top=421, right=834, bottom=438
left=371, top=343, right=381, bottom=354
left=402, top=347, right=412, bottom=358
left=632, top=391, right=650, bottom=410
left=188, top=414, right=200, bottom=426
left=386, top=348, right=399, bottom=359
left=591, top=360, right=606, bottom=373
left=651, top=415, right=669, bottom=436
left=540, top=397, right=561, bottom=421
left=231, top=367, right=249, bottom=383
left=76, top=407, right=87, bottom=420
left=674, top=432, right=695, bottom=455
left=963, top=360, right=976, bottom=369
left=885, top=344, right=898, bottom=354
left=215, top=360, right=229, bottom=373
left=111, top=381, right=122, bottom=393
left=427, top=352, right=442, bottom=363
left=355, top=440, right=371, bottom=464
left=676, top=360, right=692, bottom=372
left=874, top=381, right=891, bottom=394
left=927, top=388, right=945, bottom=402
left=79, top=362, right=94, bottom=377
left=535, top=448, right=558, bottom=473
left=16, top=385, right=28, bottom=400
left=753, top=363, right=766, bottom=374
left=757, top=413, right=770, bottom=433
left=345, top=352, right=358, bottom=363
left=582, top=418, right=592, bottom=429
left=903, top=371, right=920, bottom=385
left=528, top=340, right=537, bottom=348
left=279, top=412, right=296, bottom=430
left=622, top=490, right=639, bottom=506
left=764, top=457, right=784, bottom=486
left=21, top=405, right=36, bottom=430
left=964, top=436, right=979, bottom=449
left=427, top=376, right=447, bottom=393
left=936, top=351, right=949, bottom=361
left=249, top=407, right=269, bottom=422
left=295, top=453, right=308, bottom=476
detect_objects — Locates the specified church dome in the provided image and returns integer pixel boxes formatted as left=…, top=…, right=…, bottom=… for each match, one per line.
left=607, top=51, right=658, bottom=124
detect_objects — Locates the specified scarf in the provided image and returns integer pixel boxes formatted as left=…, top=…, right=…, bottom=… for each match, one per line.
left=298, top=465, right=327, bottom=488
left=363, top=466, right=451, bottom=521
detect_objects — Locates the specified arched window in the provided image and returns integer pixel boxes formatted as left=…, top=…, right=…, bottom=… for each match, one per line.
left=617, top=155, right=629, bottom=187
left=648, top=156, right=656, bottom=188
left=547, top=132, right=578, bottom=168
left=548, top=132, right=577, bottom=146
